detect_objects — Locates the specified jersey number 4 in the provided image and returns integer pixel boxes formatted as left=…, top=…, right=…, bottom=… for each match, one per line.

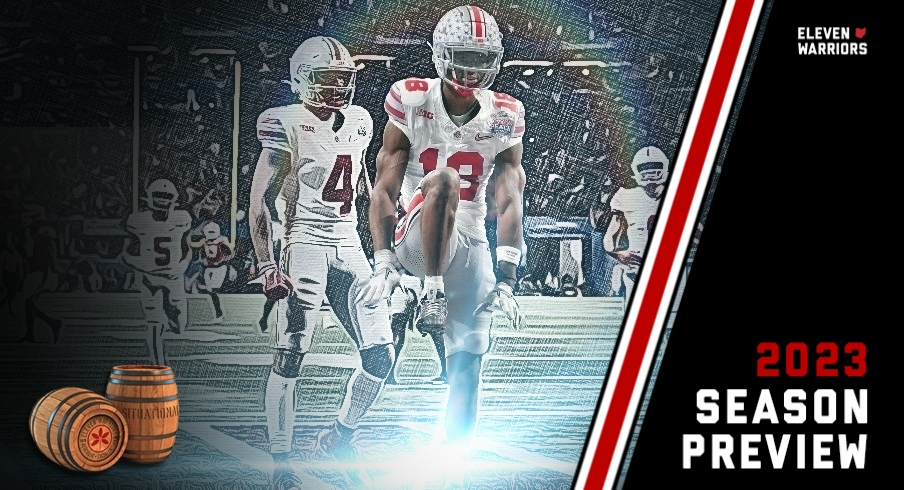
left=419, top=149, right=484, bottom=201
left=322, top=154, right=353, bottom=216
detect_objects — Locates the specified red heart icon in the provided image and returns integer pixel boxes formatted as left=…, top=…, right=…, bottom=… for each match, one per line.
left=855, top=27, right=866, bottom=39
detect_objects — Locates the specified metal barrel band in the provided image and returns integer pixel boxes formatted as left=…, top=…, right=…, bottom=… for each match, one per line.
left=30, top=390, right=55, bottom=438
left=125, top=448, right=172, bottom=455
left=108, top=378, right=176, bottom=385
left=46, top=390, right=88, bottom=468
left=106, top=394, right=178, bottom=403
left=112, top=367, right=174, bottom=377
left=61, top=400, right=113, bottom=471
left=128, top=431, right=178, bottom=440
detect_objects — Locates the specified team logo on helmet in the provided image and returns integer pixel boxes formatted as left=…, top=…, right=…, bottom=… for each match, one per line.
left=631, top=146, right=670, bottom=186
left=432, top=6, right=504, bottom=95
left=288, top=36, right=357, bottom=109
left=145, top=179, right=178, bottom=211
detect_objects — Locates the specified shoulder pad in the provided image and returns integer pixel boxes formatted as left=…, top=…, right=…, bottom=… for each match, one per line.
left=392, top=78, right=432, bottom=107
left=257, top=106, right=289, bottom=124
left=345, top=105, right=373, bottom=125
left=172, top=210, right=193, bottom=226
left=257, top=106, right=291, bottom=150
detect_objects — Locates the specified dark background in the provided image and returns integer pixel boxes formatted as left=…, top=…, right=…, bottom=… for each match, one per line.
left=622, top=1, right=891, bottom=488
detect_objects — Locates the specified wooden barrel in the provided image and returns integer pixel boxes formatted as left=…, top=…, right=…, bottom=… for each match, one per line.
left=105, top=365, right=179, bottom=464
left=29, top=387, right=129, bottom=472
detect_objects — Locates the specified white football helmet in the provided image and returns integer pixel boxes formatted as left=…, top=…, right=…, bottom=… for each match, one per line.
left=631, top=146, right=670, bottom=186
left=432, top=5, right=504, bottom=95
left=145, top=179, right=178, bottom=211
left=288, top=36, right=357, bottom=109
left=203, top=222, right=221, bottom=240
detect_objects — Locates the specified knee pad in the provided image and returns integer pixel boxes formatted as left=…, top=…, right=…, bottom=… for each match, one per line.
left=272, top=348, right=304, bottom=378
left=359, top=344, right=395, bottom=379
left=446, top=331, right=489, bottom=358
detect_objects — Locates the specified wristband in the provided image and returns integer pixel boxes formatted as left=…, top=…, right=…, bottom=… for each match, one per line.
left=258, top=260, right=276, bottom=272
left=496, top=246, right=522, bottom=267
left=374, top=249, right=400, bottom=269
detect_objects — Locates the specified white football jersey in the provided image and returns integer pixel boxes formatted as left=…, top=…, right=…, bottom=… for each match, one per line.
left=125, top=209, right=192, bottom=276
left=384, top=78, right=525, bottom=240
left=257, top=104, right=373, bottom=246
left=610, top=187, right=661, bottom=263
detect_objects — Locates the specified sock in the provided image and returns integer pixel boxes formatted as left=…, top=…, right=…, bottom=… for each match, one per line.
left=265, top=371, right=297, bottom=454
left=210, top=293, right=223, bottom=317
left=336, top=369, right=385, bottom=429
left=424, top=275, right=444, bottom=297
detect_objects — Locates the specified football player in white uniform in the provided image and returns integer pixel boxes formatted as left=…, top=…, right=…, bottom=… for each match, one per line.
left=604, top=146, right=669, bottom=300
left=362, top=5, right=527, bottom=457
left=248, top=36, right=393, bottom=489
left=122, top=178, right=192, bottom=364
left=191, top=221, right=233, bottom=323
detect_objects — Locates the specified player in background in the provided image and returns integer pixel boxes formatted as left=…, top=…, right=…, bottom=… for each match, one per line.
left=122, top=178, right=192, bottom=364
left=248, top=36, right=394, bottom=489
left=15, top=225, right=64, bottom=343
left=603, top=146, right=669, bottom=300
left=361, top=4, right=527, bottom=467
left=191, top=221, right=233, bottom=323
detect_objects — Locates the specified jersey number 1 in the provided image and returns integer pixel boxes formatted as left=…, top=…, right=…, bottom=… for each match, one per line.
left=322, top=154, right=353, bottom=216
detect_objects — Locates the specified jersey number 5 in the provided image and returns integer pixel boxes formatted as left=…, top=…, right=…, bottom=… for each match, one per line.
left=419, top=149, right=484, bottom=201
left=153, top=237, right=171, bottom=266
left=322, top=154, right=353, bottom=216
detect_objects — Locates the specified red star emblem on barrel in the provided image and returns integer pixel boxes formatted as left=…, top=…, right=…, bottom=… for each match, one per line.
left=89, top=425, right=112, bottom=453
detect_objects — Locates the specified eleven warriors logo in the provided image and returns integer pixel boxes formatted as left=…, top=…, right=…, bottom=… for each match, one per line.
left=78, top=415, right=121, bottom=461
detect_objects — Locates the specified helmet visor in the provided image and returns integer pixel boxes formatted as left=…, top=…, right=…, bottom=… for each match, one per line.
left=308, top=68, right=356, bottom=108
left=151, top=191, right=175, bottom=209
left=635, top=161, right=665, bottom=183
left=442, top=47, right=502, bottom=89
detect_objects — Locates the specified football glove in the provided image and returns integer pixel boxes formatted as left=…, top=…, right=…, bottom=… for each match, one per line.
left=356, top=250, right=402, bottom=307
left=474, top=282, right=525, bottom=329
left=258, top=261, right=293, bottom=301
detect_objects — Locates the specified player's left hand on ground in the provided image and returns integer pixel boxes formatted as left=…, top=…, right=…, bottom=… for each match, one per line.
left=356, top=250, right=402, bottom=306
left=474, top=282, right=525, bottom=329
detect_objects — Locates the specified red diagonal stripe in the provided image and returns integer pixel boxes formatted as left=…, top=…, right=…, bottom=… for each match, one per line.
left=581, top=0, right=757, bottom=488
left=384, top=101, right=406, bottom=121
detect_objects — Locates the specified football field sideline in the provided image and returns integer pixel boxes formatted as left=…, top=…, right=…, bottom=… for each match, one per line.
left=0, top=293, right=629, bottom=489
